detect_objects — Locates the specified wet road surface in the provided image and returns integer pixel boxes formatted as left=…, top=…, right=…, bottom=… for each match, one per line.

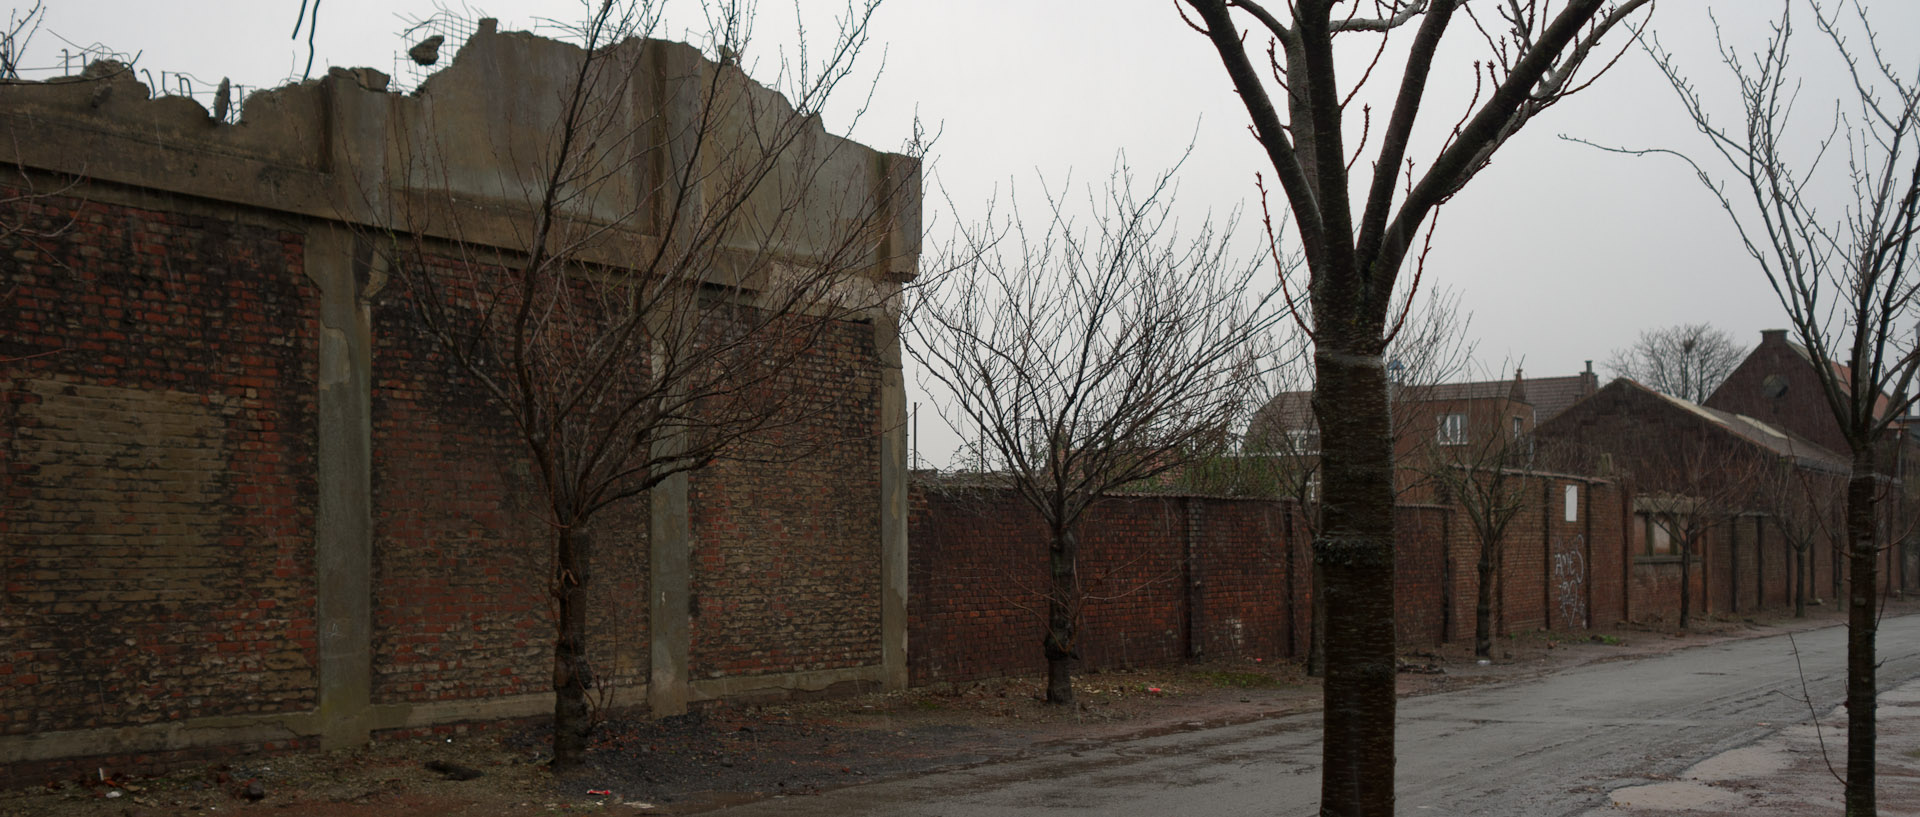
left=701, top=614, right=1920, bottom=816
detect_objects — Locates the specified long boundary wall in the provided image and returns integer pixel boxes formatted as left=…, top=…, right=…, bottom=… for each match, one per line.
left=907, top=474, right=1845, bottom=685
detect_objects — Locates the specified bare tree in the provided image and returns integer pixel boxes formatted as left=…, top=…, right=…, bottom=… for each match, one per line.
left=374, top=0, right=911, bottom=770
left=1621, top=3, right=1920, bottom=809
left=1414, top=369, right=1547, bottom=658
left=1179, top=2, right=1652, bottom=811
left=1754, top=457, right=1849, bottom=618
left=1604, top=323, right=1746, bottom=403
left=1236, top=287, right=1476, bottom=675
left=908, top=159, right=1281, bottom=705
left=1619, top=427, right=1765, bottom=630
left=0, top=2, right=43, bottom=80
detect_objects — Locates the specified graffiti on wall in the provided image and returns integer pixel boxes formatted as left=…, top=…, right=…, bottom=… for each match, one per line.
left=1552, top=534, right=1587, bottom=628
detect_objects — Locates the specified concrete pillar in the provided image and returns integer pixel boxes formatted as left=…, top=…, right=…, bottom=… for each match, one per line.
left=875, top=299, right=910, bottom=691
left=304, top=227, right=382, bottom=748
left=648, top=450, right=692, bottom=716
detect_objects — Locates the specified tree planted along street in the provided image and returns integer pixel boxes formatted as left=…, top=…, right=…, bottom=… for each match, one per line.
left=1234, top=288, right=1476, bottom=675
left=372, top=0, right=914, bottom=770
left=909, top=159, right=1282, bottom=705
left=1178, top=2, right=1652, bottom=813
left=1617, top=2, right=1920, bottom=810
left=1414, top=369, right=1550, bottom=658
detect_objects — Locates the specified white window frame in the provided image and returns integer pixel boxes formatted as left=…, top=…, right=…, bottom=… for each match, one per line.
left=1437, top=413, right=1467, bottom=446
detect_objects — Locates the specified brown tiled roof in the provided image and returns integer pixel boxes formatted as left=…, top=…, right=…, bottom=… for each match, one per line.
left=1641, top=381, right=1850, bottom=473
left=1403, top=378, right=1520, bottom=403
left=1525, top=373, right=1600, bottom=423
left=1246, top=369, right=1597, bottom=440
left=1779, top=333, right=1898, bottom=421
left=1245, top=390, right=1313, bottom=445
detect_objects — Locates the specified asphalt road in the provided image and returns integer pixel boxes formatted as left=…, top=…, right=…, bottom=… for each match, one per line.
left=701, top=614, right=1920, bottom=816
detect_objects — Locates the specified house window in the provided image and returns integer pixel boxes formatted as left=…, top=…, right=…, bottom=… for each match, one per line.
left=1512, top=416, right=1524, bottom=439
left=1287, top=429, right=1320, bottom=455
left=1437, top=413, right=1467, bottom=446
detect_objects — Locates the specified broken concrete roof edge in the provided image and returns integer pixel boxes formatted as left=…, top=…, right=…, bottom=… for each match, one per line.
left=0, top=19, right=923, bottom=281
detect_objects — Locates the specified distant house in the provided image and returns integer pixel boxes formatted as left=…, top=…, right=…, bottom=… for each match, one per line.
left=1524, top=363, right=1603, bottom=425
left=1538, top=377, right=1855, bottom=620
left=1705, top=329, right=1908, bottom=456
left=1542, top=377, right=1850, bottom=484
left=1246, top=365, right=1600, bottom=469
left=1704, top=328, right=1920, bottom=593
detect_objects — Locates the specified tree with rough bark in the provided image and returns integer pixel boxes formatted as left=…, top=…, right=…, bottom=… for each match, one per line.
left=1236, top=287, right=1475, bottom=675
left=909, top=160, right=1280, bottom=706
left=1178, top=1, right=1652, bottom=812
left=1617, top=3, right=1920, bottom=810
left=1604, top=323, right=1746, bottom=403
left=376, top=0, right=909, bottom=771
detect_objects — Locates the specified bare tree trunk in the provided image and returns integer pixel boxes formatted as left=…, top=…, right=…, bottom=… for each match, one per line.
left=1045, top=527, right=1078, bottom=705
left=1678, top=539, right=1693, bottom=630
left=1474, top=544, right=1495, bottom=658
left=552, top=526, right=592, bottom=771
left=1845, top=449, right=1879, bottom=816
left=1313, top=344, right=1396, bottom=817
left=1795, top=545, right=1808, bottom=618
left=1834, top=540, right=1844, bottom=602
left=1307, top=565, right=1326, bottom=676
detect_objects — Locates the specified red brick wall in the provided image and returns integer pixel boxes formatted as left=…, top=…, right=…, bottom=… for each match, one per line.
left=1073, top=498, right=1189, bottom=670
left=907, top=487, right=1050, bottom=683
left=1587, top=481, right=1627, bottom=627
left=1, top=192, right=881, bottom=758
left=1501, top=489, right=1549, bottom=633
left=689, top=318, right=882, bottom=679
left=1187, top=500, right=1292, bottom=659
left=368, top=272, right=652, bottom=704
left=906, top=484, right=1652, bottom=686
left=1396, top=505, right=1448, bottom=647
left=1, top=193, right=319, bottom=734
left=1436, top=477, right=1624, bottom=640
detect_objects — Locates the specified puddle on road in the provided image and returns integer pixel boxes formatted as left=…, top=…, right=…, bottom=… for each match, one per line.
left=1688, top=744, right=1791, bottom=781
left=1609, top=780, right=1740, bottom=810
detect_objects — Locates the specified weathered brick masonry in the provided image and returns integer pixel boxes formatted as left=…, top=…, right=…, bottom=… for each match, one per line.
left=689, top=319, right=883, bottom=684
left=1, top=25, right=917, bottom=782
left=911, top=489, right=1526, bottom=684
left=2, top=194, right=320, bottom=732
left=907, top=471, right=1825, bottom=685
left=369, top=273, right=653, bottom=707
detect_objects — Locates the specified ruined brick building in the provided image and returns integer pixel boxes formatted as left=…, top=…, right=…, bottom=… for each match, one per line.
left=0, top=24, right=917, bottom=780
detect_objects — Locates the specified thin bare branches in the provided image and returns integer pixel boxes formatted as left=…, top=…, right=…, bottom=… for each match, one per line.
left=1181, top=3, right=1650, bottom=812
left=910, top=153, right=1285, bottom=704
left=371, top=0, right=910, bottom=770
left=1604, top=323, right=1747, bottom=404
left=0, top=2, right=44, bottom=80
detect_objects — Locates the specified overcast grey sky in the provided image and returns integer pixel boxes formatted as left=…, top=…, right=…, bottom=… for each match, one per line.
left=14, top=1, right=1919, bottom=466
